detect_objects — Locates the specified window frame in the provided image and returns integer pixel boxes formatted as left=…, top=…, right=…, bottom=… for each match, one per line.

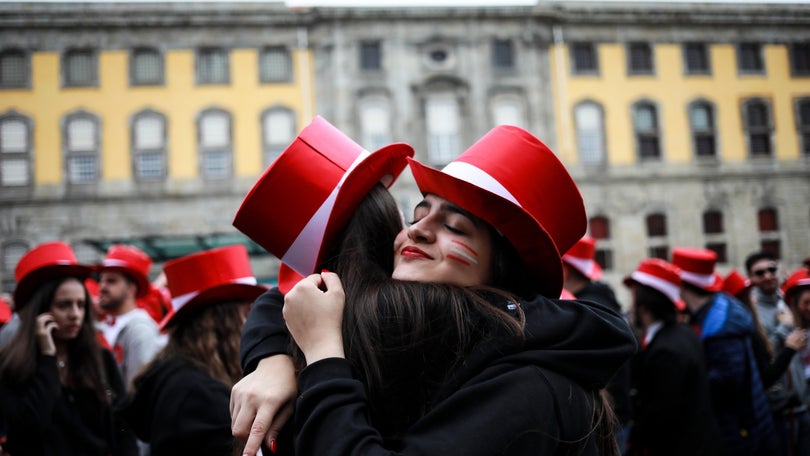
left=492, top=38, right=515, bottom=71
left=131, top=109, right=168, bottom=182
left=62, top=48, right=99, bottom=88
left=0, top=111, right=33, bottom=189
left=683, top=42, right=711, bottom=75
left=196, top=107, right=233, bottom=179
left=688, top=100, right=717, bottom=159
left=796, top=97, right=810, bottom=156
left=261, top=106, right=297, bottom=167
left=259, top=46, right=293, bottom=84
left=789, top=42, right=810, bottom=77
left=195, top=47, right=230, bottom=85
left=130, top=47, right=165, bottom=87
left=359, top=41, right=382, bottom=72
left=62, top=110, right=101, bottom=185
left=741, top=98, right=773, bottom=158
left=627, top=42, right=654, bottom=75
left=737, top=42, right=765, bottom=75
left=633, top=101, right=662, bottom=161
left=0, top=48, right=31, bottom=89
left=570, top=42, right=599, bottom=75
left=573, top=100, right=606, bottom=166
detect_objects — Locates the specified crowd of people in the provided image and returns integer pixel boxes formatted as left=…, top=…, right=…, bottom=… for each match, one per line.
left=0, top=115, right=808, bottom=456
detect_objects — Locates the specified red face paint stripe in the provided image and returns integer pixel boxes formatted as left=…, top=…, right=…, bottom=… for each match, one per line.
left=447, top=254, right=472, bottom=266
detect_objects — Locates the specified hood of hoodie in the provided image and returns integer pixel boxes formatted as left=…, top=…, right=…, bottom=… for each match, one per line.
left=442, top=295, right=636, bottom=396
left=698, top=293, right=755, bottom=340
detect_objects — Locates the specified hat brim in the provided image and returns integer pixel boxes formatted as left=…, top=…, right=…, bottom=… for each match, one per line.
left=97, top=265, right=151, bottom=298
left=14, top=264, right=95, bottom=310
left=408, top=158, right=563, bottom=298
left=563, top=257, right=603, bottom=281
left=297, top=142, right=413, bottom=276
left=623, top=275, right=686, bottom=312
left=685, top=273, right=724, bottom=293
left=159, top=283, right=268, bottom=332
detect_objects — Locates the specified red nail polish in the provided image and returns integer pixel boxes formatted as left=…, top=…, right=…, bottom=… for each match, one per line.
left=321, top=269, right=330, bottom=273
left=270, top=439, right=277, bottom=454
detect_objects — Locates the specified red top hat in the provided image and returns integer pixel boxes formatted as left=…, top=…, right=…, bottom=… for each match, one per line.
left=159, top=245, right=267, bottom=331
left=781, top=266, right=810, bottom=307
left=407, top=125, right=586, bottom=298
left=99, top=244, right=152, bottom=298
left=233, top=116, right=414, bottom=277
left=562, top=236, right=602, bottom=281
left=13, top=241, right=94, bottom=309
left=623, top=258, right=686, bottom=311
left=671, top=247, right=723, bottom=292
left=723, top=269, right=751, bottom=299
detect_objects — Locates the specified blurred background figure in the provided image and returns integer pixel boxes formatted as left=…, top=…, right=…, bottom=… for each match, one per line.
left=122, top=245, right=266, bottom=455
left=625, top=258, right=720, bottom=456
left=0, top=241, right=137, bottom=456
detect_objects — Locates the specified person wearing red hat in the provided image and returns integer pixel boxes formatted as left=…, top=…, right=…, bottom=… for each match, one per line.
left=120, top=245, right=267, bottom=455
left=97, top=244, right=166, bottom=389
left=233, top=120, right=636, bottom=455
left=673, top=247, right=779, bottom=455
left=773, top=265, right=810, bottom=456
left=561, top=236, right=632, bottom=452
left=0, top=241, right=137, bottom=456
left=622, top=258, right=721, bottom=456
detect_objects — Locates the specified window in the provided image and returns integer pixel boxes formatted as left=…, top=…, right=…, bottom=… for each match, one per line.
left=491, top=98, right=525, bottom=129
left=689, top=101, right=716, bottom=158
left=742, top=99, right=773, bottom=157
left=627, top=42, right=654, bottom=75
left=738, top=42, right=764, bottom=74
left=262, top=107, right=295, bottom=166
left=589, top=216, right=613, bottom=270
left=2, top=241, right=28, bottom=293
left=790, top=42, right=810, bottom=76
left=571, top=43, right=598, bottom=74
left=360, top=42, right=381, bottom=71
left=130, top=48, right=163, bottom=86
left=197, top=109, right=232, bottom=179
left=633, top=102, right=660, bottom=160
left=703, top=210, right=724, bottom=234
left=196, top=48, right=229, bottom=84
left=760, top=240, right=781, bottom=260
left=0, top=113, right=31, bottom=187
left=684, top=43, right=710, bottom=75
left=0, top=49, right=29, bottom=88
left=63, top=49, right=98, bottom=87
left=64, top=112, right=100, bottom=184
left=648, top=246, right=669, bottom=260
left=360, top=100, right=391, bottom=152
left=706, top=243, right=728, bottom=263
left=574, top=102, right=605, bottom=165
left=492, top=39, right=514, bottom=70
left=758, top=208, right=779, bottom=232
left=426, top=94, right=460, bottom=165
left=132, top=110, right=167, bottom=181
left=646, top=213, right=667, bottom=237
left=646, top=212, right=670, bottom=261
left=259, top=47, right=292, bottom=83
left=798, top=98, right=810, bottom=156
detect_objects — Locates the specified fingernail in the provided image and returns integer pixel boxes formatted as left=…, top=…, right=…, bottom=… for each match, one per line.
left=321, top=269, right=330, bottom=273
left=270, top=439, right=277, bottom=454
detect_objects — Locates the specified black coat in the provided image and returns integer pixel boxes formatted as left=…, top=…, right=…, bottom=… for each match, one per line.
left=629, top=322, right=722, bottom=456
left=120, top=355, right=234, bottom=456
left=0, top=350, right=137, bottom=456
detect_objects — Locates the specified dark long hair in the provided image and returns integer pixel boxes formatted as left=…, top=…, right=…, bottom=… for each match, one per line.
left=144, top=302, right=245, bottom=388
left=0, top=276, right=111, bottom=404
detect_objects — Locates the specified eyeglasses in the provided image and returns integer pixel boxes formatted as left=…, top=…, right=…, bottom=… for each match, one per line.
left=752, top=266, right=778, bottom=277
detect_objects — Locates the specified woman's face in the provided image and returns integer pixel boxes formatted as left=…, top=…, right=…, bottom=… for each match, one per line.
left=49, top=278, right=87, bottom=341
left=393, top=194, right=493, bottom=287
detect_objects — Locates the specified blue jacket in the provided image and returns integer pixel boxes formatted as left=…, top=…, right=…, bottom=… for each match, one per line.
left=693, top=292, right=778, bottom=455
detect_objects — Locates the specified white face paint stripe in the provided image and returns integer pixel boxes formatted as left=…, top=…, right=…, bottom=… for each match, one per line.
left=170, top=276, right=258, bottom=311
left=449, top=245, right=478, bottom=265
left=281, top=150, right=371, bottom=275
left=441, top=161, right=521, bottom=207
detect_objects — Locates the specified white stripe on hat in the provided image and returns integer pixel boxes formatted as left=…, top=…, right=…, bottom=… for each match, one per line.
left=441, top=161, right=521, bottom=207
left=102, top=259, right=130, bottom=267
left=281, top=150, right=371, bottom=275
left=631, top=271, right=681, bottom=305
left=563, top=256, right=596, bottom=278
left=681, top=270, right=717, bottom=289
left=170, top=276, right=258, bottom=312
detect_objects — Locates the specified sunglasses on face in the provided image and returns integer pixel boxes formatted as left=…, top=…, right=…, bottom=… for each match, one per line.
left=752, top=266, right=778, bottom=277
